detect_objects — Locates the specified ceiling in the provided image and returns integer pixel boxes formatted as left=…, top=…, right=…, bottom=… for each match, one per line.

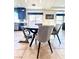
left=14, top=0, right=65, bottom=9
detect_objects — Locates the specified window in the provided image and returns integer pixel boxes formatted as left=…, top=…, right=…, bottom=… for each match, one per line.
left=28, top=13, right=43, bottom=26
left=56, top=14, right=65, bottom=24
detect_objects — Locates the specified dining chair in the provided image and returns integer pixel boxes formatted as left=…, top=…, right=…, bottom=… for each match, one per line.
left=62, top=22, right=65, bottom=30
left=36, top=25, right=53, bottom=59
left=51, top=24, right=62, bottom=44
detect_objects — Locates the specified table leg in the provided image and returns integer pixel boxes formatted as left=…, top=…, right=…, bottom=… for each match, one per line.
left=19, top=29, right=29, bottom=43
left=29, top=33, right=35, bottom=47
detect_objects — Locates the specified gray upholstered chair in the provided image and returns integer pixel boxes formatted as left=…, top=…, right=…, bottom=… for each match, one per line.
left=36, top=25, right=53, bottom=59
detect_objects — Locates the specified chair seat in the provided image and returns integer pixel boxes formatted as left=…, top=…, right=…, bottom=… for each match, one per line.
left=51, top=31, right=58, bottom=34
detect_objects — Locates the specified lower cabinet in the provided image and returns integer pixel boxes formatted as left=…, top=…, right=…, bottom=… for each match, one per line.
left=14, top=23, right=24, bottom=31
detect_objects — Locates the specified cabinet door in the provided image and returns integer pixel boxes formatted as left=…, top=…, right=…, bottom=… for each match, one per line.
left=14, top=23, right=19, bottom=31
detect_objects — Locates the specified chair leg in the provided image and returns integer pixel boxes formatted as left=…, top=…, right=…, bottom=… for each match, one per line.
left=29, top=34, right=35, bottom=47
left=37, top=42, right=41, bottom=59
left=54, top=35, right=55, bottom=38
left=48, top=40, right=53, bottom=53
left=56, top=34, right=61, bottom=44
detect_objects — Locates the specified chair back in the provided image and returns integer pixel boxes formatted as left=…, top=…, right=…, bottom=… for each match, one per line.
left=37, top=25, right=53, bottom=42
left=54, top=24, right=62, bottom=33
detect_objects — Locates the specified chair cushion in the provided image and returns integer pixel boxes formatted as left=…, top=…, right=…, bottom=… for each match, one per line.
left=52, top=31, right=57, bottom=34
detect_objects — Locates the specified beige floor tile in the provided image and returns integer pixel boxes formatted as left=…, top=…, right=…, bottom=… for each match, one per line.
left=22, top=45, right=62, bottom=59
left=14, top=31, right=65, bottom=59
left=14, top=49, right=25, bottom=57
left=14, top=57, right=21, bottom=59
left=54, top=49, right=65, bottom=59
left=15, top=43, right=28, bottom=50
left=38, top=46, right=58, bottom=59
left=22, top=46, right=37, bottom=59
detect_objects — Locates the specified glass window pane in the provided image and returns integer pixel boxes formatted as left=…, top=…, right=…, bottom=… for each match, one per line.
left=56, top=16, right=63, bottom=21
left=35, top=15, right=43, bottom=24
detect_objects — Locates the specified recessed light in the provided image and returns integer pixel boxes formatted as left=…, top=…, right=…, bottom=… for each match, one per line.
left=32, top=4, right=36, bottom=6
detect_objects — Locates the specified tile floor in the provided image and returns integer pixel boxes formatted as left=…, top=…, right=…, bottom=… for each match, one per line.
left=14, top=29, right=65, bottom=59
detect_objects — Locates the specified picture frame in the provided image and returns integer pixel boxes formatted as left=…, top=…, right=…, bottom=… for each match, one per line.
left=45, top=14, right=54, bottom=19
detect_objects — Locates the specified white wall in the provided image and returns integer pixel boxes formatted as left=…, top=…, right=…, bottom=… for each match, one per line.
left=14, top=0, right=26, bottom=7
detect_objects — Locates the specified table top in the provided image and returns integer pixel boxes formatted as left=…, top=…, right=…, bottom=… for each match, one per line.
left=21, top=25, right=38, bottom=30
left=21, top=24, right=55, bottom=30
